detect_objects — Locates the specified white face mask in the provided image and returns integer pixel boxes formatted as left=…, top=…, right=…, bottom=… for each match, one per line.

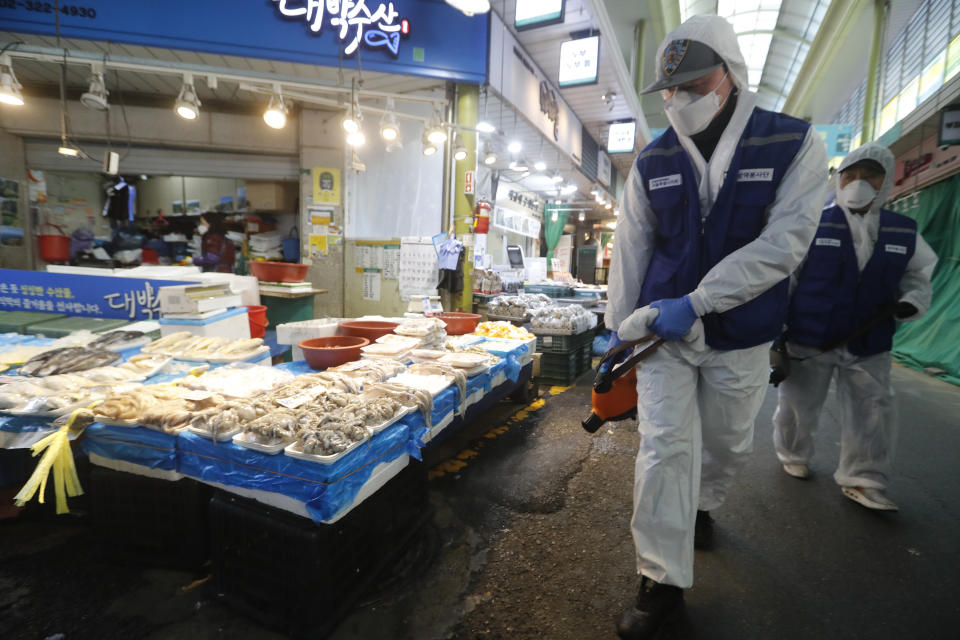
left=837, top=179, right=878, bottom=211
left=662, top=72, right=728, bottom=136
left=197, top=224, right=209, bottom=236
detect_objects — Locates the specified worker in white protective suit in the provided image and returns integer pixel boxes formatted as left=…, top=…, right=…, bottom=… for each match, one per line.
left=605, top=15, right=827, bottom=639
left=772, top=142, right=937, bottom=511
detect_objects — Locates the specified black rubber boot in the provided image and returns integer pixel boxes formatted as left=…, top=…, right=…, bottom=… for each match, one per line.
left=694, top=510, right=714, bottom=550
left=616, top=575, right=684, bottom=639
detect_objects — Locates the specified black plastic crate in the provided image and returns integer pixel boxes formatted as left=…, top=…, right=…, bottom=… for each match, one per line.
left=535, top=350, right=580, bottom=386
left=210, top=463, right=429, bottom=637
left=577, top=342, right=595, bottom=372
left=89, top=466, right=211, bottom=569
left=535, top=328, right=595, bottom=354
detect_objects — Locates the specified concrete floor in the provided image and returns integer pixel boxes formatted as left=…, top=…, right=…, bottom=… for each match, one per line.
left=2, top=363, right=958, bottom=639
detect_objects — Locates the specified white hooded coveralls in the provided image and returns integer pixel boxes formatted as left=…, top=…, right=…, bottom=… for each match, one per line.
left=605, top=15, right=828, bottom=589
left=773, top=143, right=938, bottom=490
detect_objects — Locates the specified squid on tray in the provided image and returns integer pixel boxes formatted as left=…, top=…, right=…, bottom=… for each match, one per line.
left=407, top=362, right=468, bottom=413
left=361, top=382, right=434, bottom=428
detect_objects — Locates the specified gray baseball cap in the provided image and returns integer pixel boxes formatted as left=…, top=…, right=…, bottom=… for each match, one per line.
left=641, top=40, right=724, bottom=94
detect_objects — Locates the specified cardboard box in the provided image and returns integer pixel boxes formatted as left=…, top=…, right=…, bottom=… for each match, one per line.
left=532, top=352, right=541, bottom=378
left=245, top=181, right=298, bottom=212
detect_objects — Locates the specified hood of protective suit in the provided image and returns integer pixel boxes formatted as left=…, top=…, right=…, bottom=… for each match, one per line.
left=655, top=15, right=748, bottom=91
left=837, top=142, right=895, bottom=213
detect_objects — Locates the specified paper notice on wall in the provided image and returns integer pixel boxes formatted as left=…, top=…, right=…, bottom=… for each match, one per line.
left=307, top=205, right=333, bottom=260
left=361, top=270, right=381, bottom=301
left=383, top=244, right=401, bottom=280
left=355, top=242, right=386, bottom=270
left=399, top=236, right=439, bottom=300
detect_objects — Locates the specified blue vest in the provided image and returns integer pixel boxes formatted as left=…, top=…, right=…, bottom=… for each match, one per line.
left=635, top=108, right=809, bottom=350
left=788, top=205, right=916, bottom=356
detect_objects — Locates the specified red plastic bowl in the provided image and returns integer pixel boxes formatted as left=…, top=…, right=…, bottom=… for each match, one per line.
left=437, top=312, right=482, bottom=335
left=338, top=320, right=399, bottom=341
left=298, top=336, right=369, bottom=369
left=249, top=260, right=309, bottom=283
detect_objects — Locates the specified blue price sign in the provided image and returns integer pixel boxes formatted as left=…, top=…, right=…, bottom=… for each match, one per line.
left=0, top=269, right=189, bottom=321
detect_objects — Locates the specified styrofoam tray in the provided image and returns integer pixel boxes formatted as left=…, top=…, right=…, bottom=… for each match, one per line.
left=188, top=346, right=270, bottom=363
left=464, top=363, right=490, bottom=377
left=187, top=425, right=241, bottom=442
left=284, top=438, right=366, bottom=464
left=232, top=431, right=293, bottom=454
left=119, top=356, right=173, bottom=379
left=367, top=406, right=412, bottom=434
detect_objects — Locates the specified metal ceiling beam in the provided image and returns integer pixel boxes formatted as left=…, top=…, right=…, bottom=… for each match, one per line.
left=781, top=0, right=869, bottom=117
left=861, top=0, right=888, bottom=143
left=737, top=28, right=813, bottom=46
left=585, top=0, right=653, bottom=144
left=1, top=43, right=447, bottom=106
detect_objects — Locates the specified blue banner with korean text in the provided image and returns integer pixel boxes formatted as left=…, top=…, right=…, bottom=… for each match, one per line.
left=0, top=269, right=188, bottom=321
left=0, top=0, right=489, bottom=84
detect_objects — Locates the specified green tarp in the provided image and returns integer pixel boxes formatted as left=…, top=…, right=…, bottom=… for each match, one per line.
left=543, top=205, right=570, bottom=262
left=888, top=174, right=960, bottom=385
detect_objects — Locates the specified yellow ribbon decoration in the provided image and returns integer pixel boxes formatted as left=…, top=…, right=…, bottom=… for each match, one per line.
left=13, top=402, right=98, bottom=514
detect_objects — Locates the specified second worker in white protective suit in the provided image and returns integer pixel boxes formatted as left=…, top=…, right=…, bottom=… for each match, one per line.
left=772, top=142, right=937, bottom=511
left=605, top=16, right=827, bottom=639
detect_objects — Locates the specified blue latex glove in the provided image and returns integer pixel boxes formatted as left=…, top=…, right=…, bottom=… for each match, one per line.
left=649, top=296, right=698, bottom=341
left=600, top=332, right=631, bottom=372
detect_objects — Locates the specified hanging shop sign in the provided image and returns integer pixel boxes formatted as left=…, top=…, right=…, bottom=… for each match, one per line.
left=0, top=269, right=188, bottom=320
left=558, top=35, right=600, bottom=87
left=607, top=121, right=636, bottom=154
left=0, top=0, right=488, bottom=84
left=515, top=0, right=565, bottom=31
left=813, top=124, right=854, bottom=158
left=488, top=12, right=583, bottom=164
left=597, top=150, right=612, bottom=187
left=938, top=106, right=960, bottom=147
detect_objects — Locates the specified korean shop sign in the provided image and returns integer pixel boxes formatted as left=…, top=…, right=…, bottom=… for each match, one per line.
left=1, top=0, right=487, bottom=84
left=0, top=269, right=188, bottom=321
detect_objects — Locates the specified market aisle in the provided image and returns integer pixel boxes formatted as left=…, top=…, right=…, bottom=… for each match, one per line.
left=333, top=364, right=960, bottom=639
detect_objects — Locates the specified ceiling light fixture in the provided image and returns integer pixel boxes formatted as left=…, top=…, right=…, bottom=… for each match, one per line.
left=534, top=160, right=547, bottom=172
left=0, top=55, right=24, bottom=107
left=422, top=129, right=438, bottom=156
left=57, top=142, right=80, bottom=157
left=483, top=146, right=497, bottom=165
left=476, top=120, right=496, bottom=133
left=174, top=74, right=200, bottom=120
left=425, top=113, right=448, bottom=145
left=560, top=184, right=577, bottom=195
left=507, top=140, right=522, bottom=154
left=551, top=171, right=563, bottom=184
left=578, top=212, right=585, bottom=222
left=263, top=85, right=288, bottom=129
left=379, top=98, right=400, bottom=141
left=453, top=131, right=468, bottom=161
left=80, top=66, right=109, bottom=111
left=346, top=129, right=366, bottom=147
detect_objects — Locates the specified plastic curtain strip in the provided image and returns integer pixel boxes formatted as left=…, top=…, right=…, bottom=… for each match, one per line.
left=543, top=205, right=570, bottom=262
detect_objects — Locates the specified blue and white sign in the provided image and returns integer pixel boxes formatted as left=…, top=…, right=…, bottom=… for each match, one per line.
left=814, top=124, right=855, bottom=158
left=0, top=269, right=189, bottom=321
left=0, top=0, right=488, bottom=84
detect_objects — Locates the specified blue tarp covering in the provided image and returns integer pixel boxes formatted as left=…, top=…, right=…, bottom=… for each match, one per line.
left=82, top=423, right=178, bottom=470
left=177, top=421, right=410, bottom=522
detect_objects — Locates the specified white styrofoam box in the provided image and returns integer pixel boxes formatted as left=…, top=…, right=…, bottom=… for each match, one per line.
left=45, top=265, right=115, bottom=276
left=158, top=284, right=243, bottom=314
left=188, top=273, right=261, bottom=306
left=276, top=318, right=340, bottom=360
left=158, top=306, right=250, bottom=340
left=113, top=265, right=203, bottom=278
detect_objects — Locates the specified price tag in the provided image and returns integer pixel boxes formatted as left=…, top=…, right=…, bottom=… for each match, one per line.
left=277, top=393, right=311, bottom=409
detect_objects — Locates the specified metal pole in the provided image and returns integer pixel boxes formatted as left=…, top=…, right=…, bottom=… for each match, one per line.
left=454, top=83, right=478, bottom=312
left=861, top=0, right=889, bottom=143
left=441, top=83, right=456, bottom=236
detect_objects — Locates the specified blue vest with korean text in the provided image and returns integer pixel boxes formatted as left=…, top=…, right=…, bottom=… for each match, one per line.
left=635, top=108, right=809, bottom=350
left=787, top=205, right=916, bottom=356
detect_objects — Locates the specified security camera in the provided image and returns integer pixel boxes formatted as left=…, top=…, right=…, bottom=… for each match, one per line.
left=939, top=144, right=950, bottom=151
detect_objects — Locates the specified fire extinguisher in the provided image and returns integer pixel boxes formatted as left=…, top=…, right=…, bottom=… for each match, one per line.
left=474, top=198, right=491, bottom=234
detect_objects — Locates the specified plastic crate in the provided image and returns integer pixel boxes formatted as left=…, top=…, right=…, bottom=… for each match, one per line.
left=210, top=464, right=429, bottom=637
left=89, top=467, right=211, bottom=569
left=522, top=284, right=574, bottom=298
left=535, top=328, right=595, bottom=354
left=535, top=350, right=579, bottom=386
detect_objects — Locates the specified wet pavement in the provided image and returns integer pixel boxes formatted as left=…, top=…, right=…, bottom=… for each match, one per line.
left=2, top=363, right=958, bottom=639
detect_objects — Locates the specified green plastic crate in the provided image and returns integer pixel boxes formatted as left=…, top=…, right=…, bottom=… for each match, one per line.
left=0, top=311, right=66, bottom=334
left=25, top=316, right=130, bottom=338
left=535, top=328, right=595, bottom=354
